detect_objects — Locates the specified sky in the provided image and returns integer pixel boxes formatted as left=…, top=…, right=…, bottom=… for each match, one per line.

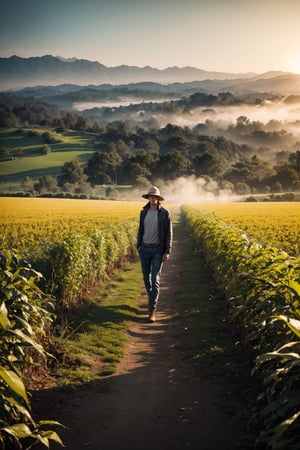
left=1, top=0, right=300, bottom=75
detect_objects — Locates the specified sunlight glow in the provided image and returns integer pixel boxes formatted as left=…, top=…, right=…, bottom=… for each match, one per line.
left=288, top=55, right=300, bottom=75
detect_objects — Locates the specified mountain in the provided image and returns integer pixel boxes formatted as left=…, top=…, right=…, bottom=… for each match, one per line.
left=0, top=55, right=256, bottom=90
left=1, top=55, right=299, bottom=95
left=230, top=73, right=300, bottom=94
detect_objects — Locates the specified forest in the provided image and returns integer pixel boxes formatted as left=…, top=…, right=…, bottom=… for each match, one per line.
left=1, top=90, right=300, bottom=197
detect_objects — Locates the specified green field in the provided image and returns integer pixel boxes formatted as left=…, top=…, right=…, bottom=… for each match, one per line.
left=0, top=128, right=95, bottom=190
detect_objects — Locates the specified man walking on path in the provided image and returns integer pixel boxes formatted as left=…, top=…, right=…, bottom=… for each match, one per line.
left=137, top=186, right=173, bottom=322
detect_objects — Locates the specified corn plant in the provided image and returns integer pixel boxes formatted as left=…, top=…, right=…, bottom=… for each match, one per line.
left=188, top=202, right=300, bottom=256
left=50, top=218, right=138, bottom=310
left=0, top=249, right=63, bottom=449
left=182, top=206, right=300, bottom=449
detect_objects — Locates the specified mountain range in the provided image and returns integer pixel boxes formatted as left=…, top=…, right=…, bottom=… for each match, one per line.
left=1, top=55, right=300, bottom=96
left=0, top=54, right=284, bottom=90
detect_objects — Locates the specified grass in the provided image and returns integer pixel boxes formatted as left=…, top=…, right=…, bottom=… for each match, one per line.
left=51, top=258, right=143, bottom=385
left=0, top=128, right=95, bottom=185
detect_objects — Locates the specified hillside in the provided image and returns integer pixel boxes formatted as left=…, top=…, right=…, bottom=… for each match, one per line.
left=0, top=129, right=96, bottom=192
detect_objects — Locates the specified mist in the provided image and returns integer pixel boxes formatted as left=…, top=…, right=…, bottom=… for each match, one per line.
left=74, top=97, right=174, bottom=111
left=83, top=97, right=300, bottom=152
left=123, top=176, right=240, bottom=206
left=150, top=101, right=300, bottom=139
left=163, top=176, right=240, bottom=206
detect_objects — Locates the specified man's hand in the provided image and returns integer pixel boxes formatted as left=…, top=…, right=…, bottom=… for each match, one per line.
left=162, top=253, right=170, bottom=262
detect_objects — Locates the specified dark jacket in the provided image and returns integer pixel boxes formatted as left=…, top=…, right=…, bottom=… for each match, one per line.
left=137, top=203, right=172, bottom=255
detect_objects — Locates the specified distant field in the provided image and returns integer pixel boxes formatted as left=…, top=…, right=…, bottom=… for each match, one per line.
left=0, top=197, right=143, bottom=257
left=0, top=128, right=95, bottom=187
left=191, top=201, right=300, bottom=256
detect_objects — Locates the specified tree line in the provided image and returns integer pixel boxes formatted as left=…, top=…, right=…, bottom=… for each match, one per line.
left=1, top=94, right=300, bottom=196
left=16, top=123, right=300, bottom=198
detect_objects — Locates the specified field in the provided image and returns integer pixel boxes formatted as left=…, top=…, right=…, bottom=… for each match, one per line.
left=2, top=197, right=299, bottom=259
left=189, top=201, right=300, bottom=257
left=1, top=196, right=142, bottom=225
left=0, top=197, right=143, bottom=257
left=2, top=197, right=300, bottom=449
left=0, top=128, right=95, bottom=191
left=182, top=203, right=300, bottom=448
left=0, top=196, right=145, bottom=448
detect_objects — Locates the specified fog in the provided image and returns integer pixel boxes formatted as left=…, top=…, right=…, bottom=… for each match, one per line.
left=74, top=97, right=172, bottom=111
left=126, top=176, right=240, bottom=206
left=151, top=101, right=300, bottom=138
left=79, top=96, right=300, bottom=131
left=163, top=176, right=240, bottom=206
left=81, top=97, right=300, bottom=149
left=190, top=101, right=300, bottom=126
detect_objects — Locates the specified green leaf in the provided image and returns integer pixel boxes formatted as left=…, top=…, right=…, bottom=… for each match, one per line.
left=8, top=329, right=45, bottom=355
left=40, top=430, right=65, bottom=446
left=286, top=279, right=300, bottom=297
left=0, top=301, right=10, bottom=330
left=39, top=420, right=64, bottom=427
left=0, top=367, right=29, bottom=405
left=2, top=422, right=32, bottom=438
left=270, top=411, right=300, bottom=446
left=5, top=396, right=32, bottom=421
left=256, top=350, right=300, bottom=366
left=275, top=315, right=300, bottom=338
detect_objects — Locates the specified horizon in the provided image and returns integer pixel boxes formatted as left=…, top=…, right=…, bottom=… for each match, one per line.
left=0, top=53, right=294, bottom=77
left=1, top=0, right=300, bottom=75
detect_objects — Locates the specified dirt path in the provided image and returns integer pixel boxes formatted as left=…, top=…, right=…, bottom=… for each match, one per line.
left=34, top=221, right=245, bottom=450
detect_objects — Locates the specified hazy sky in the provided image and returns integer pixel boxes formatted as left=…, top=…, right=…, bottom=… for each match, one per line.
left=1, top=0, right=300, bottom=74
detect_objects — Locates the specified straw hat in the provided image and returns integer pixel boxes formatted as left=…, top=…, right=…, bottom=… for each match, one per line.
left=142, top=186, right=164, bottom=201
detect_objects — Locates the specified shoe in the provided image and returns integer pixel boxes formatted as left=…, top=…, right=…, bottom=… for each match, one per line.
left=148, top=310, right=156, bottom=322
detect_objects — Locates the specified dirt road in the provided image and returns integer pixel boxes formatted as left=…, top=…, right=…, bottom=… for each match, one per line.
left=34, top=221, right=248, bottom=450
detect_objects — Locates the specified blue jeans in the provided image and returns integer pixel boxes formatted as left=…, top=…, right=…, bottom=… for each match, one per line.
left=139, top=247, right=163, bottom=311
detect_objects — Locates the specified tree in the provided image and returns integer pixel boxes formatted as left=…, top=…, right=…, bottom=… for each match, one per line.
left=0, top=147, right=10, bottom=158
left=40, top=144, right=51, bottom=155
left=0, top=111, right=18, bottom=127
left=58, top=160, right=88, bottom=187
left=42, top=131, right=62, bottom=144
left=288, top=150, right=300, bottom=173
left=75, top=115, right=89, bottom=131
left=157, top=149, right=189, bottom=180
left=22, top=176, right=34, bottom=193
left=15, top=147, right=24, bottom=158
left=62, top=113, right=77, bottom=130
left=85, top=147, right=122, bottom=185
left=192, top=150, right=223, bottom=177
left=235, top=182, right=251, bottom=195
left=225, top=156, right=274, bottom=190
left=273, top=164, right=300, bottom=190
left=34, top=175, right=57, bottom=194
left=122, top=161, right=151, bottom=184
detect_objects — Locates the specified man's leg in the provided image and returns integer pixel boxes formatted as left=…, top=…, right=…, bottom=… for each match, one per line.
left=149, top=249, right=163, bottom=312
left=139, top=247, right=152, bottom=302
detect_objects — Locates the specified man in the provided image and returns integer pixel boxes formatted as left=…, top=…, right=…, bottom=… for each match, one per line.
left=137, top=186, right=173, bottom=322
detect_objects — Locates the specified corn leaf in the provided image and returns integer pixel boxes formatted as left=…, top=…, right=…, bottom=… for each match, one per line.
left=0, top=301, right=10, bottom=330
left=275, top=315, right=300, bottom=338
left=0, top=367, right=29, bottom=405
left=2, top=423, right=32, bottom=438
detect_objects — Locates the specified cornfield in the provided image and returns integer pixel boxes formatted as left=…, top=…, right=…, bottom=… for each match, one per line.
left=0, top=197, right=144, bottom=307
left=188, top=201, right=300, bottom=256
left=182, top=203, right=300, bottom=449
left=2, top=197, right=300, bottom=448
left=0, top=196, right=144, bottom=448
